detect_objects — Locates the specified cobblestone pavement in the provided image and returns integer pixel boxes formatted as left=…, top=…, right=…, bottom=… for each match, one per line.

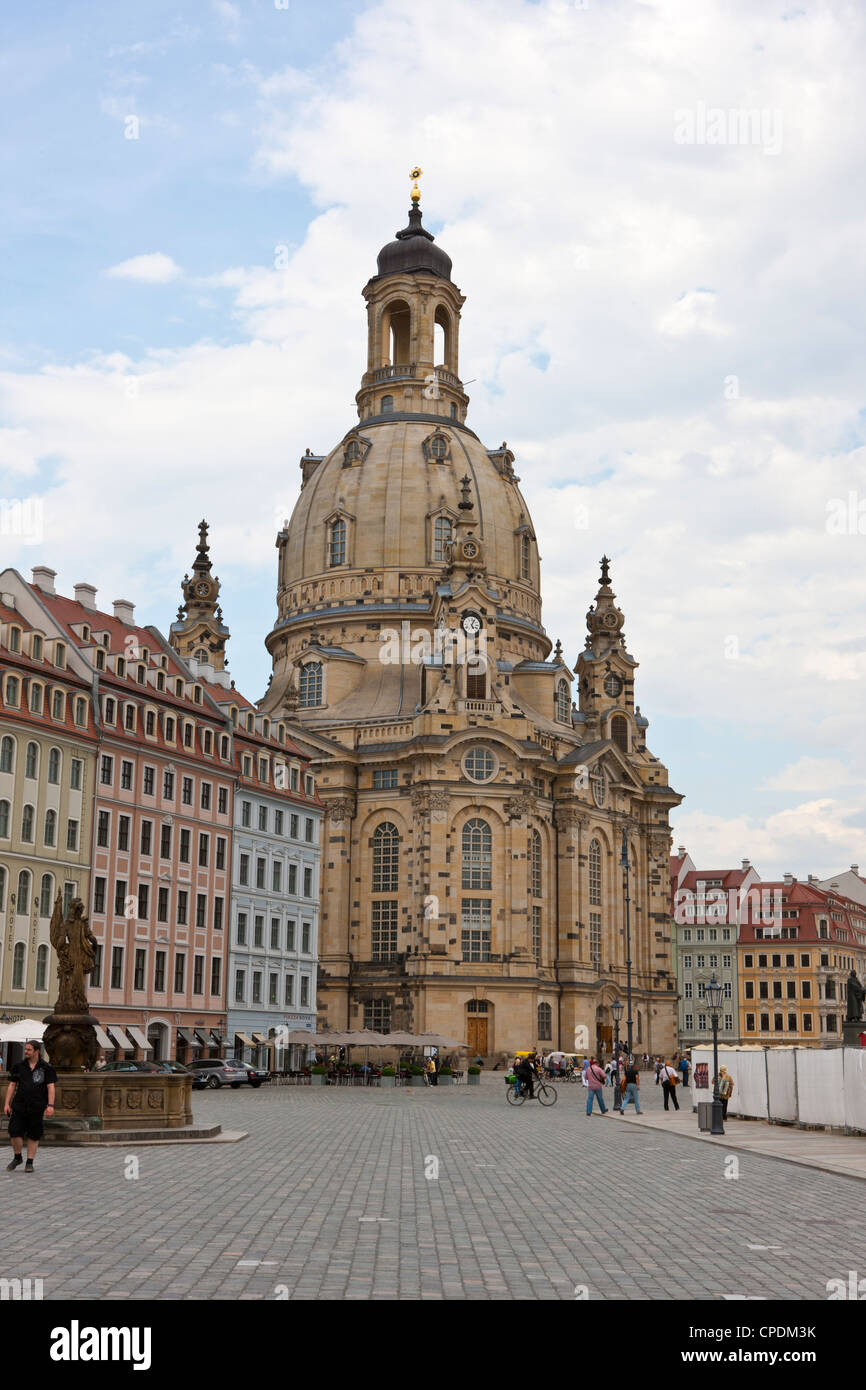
left=2, top=1072, right=864, bottom=1300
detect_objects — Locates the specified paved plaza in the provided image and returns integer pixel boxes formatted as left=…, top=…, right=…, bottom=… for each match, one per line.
left=3, top=1073, right=865, bottom=1301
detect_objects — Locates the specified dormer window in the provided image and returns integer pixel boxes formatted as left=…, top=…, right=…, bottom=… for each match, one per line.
left=54, top=642, right=65, bottom=667
left=299, top=662, right=323, bottom=708
left=432, top=515, right=453, bottom=564
left=116, top=656, right=125, bottom=677
left=95, top=649, right=106, bottom=671
left=137, top=664, right=146, bottom=683
left=104, top=697, right=116, bottom=724
left=31, top=634, right=43, bottom=661
left=556, top=680, right=570, bottom=723
left=156, top=671, right=165, bottom=692
left=124, top=703, right=136, bottom=731
left=345, top=439, right=362, bottom=464
left=193, top=685, right=202, bottom=704
left=230, top=706, right=238, bottom=727
left=175, top=678, right=184, bottom=697
left=521, top=534, right=530, bottom=580
left=203, top=729, right=213, bottom=754
left=145, top=710, right=156, bottom=737
left=423, top=432, right=451, bottom=464
left=329, top=519, right=346, bottom=567
left=277, top=724, right=285, bottom=744
left=220, top=735, right=229, bottom=758
left=262, top=718, right=270, bottom=738
left=164, top=715, right=175, bottom=742
left=7, top=627, right=21, bottom=654
left=81, top=625, right=90, bottom=643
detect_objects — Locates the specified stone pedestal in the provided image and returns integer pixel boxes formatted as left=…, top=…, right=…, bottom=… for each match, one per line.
left=42, top=1012, right=102, bottom=1072
left=842, top=1022, right=865, bottom=1049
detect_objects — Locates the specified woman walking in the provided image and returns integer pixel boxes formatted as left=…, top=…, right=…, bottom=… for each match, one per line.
left=584, top=1057, right=609, bottom=1116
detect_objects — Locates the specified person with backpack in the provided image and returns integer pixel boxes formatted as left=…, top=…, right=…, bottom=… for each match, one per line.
left=718, top=1066, right=734, bottom=1119
left=584, top=1057, right=609, bottom=1116
left=660, top=1059, right=680, bottom=1111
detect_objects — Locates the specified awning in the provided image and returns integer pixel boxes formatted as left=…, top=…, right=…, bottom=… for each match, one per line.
left=94, top=1025, right=114, bottom=1051
left=209, top=1030, right=225, bottom=1046
left=194, top=1029, right=213, bottom=1049
left=107, top=1025, right=134, bottom=1052
left=234, top=1031, right=255, bottom=1048
left=251, top=1032, right=269, bottom=1046
left=127, top=1026, right=152, bottom=1053
left=177, top=1027, right=201, bottom=1048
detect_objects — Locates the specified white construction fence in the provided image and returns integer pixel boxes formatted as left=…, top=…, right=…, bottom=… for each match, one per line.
left=691, top=1045, right=866, bottom=1133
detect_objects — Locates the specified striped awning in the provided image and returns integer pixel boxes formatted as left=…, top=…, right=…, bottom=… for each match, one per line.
left=251, top=1032, right=269, bottom=1046
left=194, top=1029, right=213, bottom=1049
left=127, top=1026, right=151, bottom=1053
left=234, top=1031, right=255, bottom=1048
left=107, top=1024, right=133, bottom=1052
left=177, top=1027, right=201, bottom=1048
left=209, top=1030, right=225, bottom=1046
left=94, top=1025, right=114, bottom=1051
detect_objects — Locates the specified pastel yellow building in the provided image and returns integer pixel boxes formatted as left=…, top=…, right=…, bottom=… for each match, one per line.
left=261, top=188, right=682, bottom=1059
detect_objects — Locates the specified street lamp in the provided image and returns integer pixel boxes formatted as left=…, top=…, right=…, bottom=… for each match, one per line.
left=706, top=976, right=725, bottom=1135
left=620, top=830, right=634, bottom=1058
left=611, top=998, right=624, bottom=1110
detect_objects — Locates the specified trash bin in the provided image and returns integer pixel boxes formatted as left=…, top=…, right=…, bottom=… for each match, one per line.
left=697, top=1101, right=713, bottom=1131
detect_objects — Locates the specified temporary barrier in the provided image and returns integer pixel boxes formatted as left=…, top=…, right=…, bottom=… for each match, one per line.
left=691, top=1045, right=866, bottom=1132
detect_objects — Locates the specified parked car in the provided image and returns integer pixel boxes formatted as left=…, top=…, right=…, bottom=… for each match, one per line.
left=232, top=1061, right=271, bottom=1088
left=189, top=1058, right=250, bottom=1090
left=157, top=1060, right=196, bottom=1077
left=101, top=1060, right=165, bottom=1074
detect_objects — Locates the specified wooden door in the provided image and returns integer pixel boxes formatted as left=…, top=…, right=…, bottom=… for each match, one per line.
left=467, top=1018, right=488, bottom=1054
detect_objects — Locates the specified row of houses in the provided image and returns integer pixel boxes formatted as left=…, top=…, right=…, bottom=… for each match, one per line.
left=671, top=849, right=866, bottom=1050
left=0, top=530, right=323, bottom=1068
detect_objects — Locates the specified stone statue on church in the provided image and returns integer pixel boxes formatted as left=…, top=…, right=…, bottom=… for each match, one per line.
left=846, top=969, right=865, bottom=1023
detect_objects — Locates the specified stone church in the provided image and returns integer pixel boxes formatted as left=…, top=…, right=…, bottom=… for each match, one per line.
left=259, top=184, right=682, bottom=1059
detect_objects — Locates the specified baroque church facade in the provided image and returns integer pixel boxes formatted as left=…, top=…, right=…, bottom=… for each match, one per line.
left=259, top=187, right=682, bottom=1059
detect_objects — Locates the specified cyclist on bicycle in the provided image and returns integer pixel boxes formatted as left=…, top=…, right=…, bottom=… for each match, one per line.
left=514, top=1054, right=536, bottom=1099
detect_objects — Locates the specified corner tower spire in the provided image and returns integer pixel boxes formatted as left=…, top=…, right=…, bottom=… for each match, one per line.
left=169, top=519, right=230, bottom=673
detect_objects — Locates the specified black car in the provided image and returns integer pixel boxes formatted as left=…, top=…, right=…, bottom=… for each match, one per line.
left=233, top=1061, right=271, bottom=1088
left=101, top=1060, right=165, bottom=1074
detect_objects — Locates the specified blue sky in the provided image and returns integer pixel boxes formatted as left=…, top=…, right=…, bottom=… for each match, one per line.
left=2, top=0, right=866, bottom=877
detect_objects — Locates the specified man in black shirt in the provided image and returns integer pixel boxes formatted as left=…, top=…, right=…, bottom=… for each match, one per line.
left=4, top=1040, right=56, bottom=1172
left=619, top=1057, right=642, bottom=1115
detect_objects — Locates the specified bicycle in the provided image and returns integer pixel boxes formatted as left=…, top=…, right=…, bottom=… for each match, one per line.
left=505, top=1075, right=557, bottom=1106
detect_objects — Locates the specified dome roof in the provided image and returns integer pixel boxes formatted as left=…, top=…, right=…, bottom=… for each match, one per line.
left=375, top=205, right=452, bottom=281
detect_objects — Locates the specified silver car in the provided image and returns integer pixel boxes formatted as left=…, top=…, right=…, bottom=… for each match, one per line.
left=190, top=1058, right=247, bottom=1090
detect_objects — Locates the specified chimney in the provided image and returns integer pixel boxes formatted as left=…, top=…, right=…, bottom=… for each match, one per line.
left=113, top=599, right=135, bottom=626
left=808, top=874, right=817, bottom=883
left=74, top=583, right=98, bottom=612
left=851, top=864, right=860, bottom=875
left=831, top=881, right=839, bottom=892
left=783, top=872, right=794, bottom=886
left=677, top=846, right=686, bottom=857
left=31, top=566, right=56, bottom=595
left=741, top=858, right=751, bottom=870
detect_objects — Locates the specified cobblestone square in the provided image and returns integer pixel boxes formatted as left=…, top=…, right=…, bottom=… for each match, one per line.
left=3, top=1074, right=865, bottom=1301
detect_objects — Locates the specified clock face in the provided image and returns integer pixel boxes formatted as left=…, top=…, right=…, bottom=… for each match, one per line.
left=196, top=582, right=210, bottom=597
left=462, top=541, right=478, bottom=560
left=604, top=674, right=623, bottom=698
left=461, top=613, right=481, bottom=635
left=604, top=612, right=617, bottom=627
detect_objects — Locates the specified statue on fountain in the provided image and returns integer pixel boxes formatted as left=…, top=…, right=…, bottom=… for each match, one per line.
left=42, top=895, right=101, bottom=1071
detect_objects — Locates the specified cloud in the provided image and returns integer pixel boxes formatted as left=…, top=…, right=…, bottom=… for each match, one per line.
left=672, top=799, right=866, bottom=881
left=106, top=254, right=183, bottom=285
left=657, top=289, right=732, bottom=338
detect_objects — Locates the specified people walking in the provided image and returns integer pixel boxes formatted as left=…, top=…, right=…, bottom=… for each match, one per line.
left=679, top=1054, right=690, bottom=1088
left=585, top=1057, right=608, bottom=1116
left=4, top=1040, right=56, bottom=1172
left=654, top=1057, right=663, bottom=1085
left=619, top=1058, right=642, bottom=1114
left=718, top=1066, right=734, bottom=1119
left=660, top=1059, right=680, bottom=1111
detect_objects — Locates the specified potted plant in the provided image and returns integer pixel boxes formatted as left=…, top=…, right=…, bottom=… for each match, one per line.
left=310, top=1064, right=326, bottom=1086
left=437, top=1065, right=453, bottom=1087
left=380, top=1066, right=396, bottom=1088
left=467, top=1065, right=481, bottom=1086
left=410, top=1065, right=426, bottom=1088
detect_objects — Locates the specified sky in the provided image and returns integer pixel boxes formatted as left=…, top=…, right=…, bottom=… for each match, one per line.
left=1, top=0, right=865, bottom=878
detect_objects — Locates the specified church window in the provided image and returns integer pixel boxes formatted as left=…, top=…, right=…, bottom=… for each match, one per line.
left=433, top=516, right=453, bottom=563
left=329, top=519, right=346, bottom=567
left=556, top=680, right=570, bottom=723
left=429, top=435, right=448, bottom=460
left=364, top=999, right=391, bottom=1033
left=462, top=747, right=496, bottom=783
left=520, top=533, right=530, bottom=579
left=462, top=819, right=492, bottom=890
left=611, top=714, right=629, bottom=753
left=461, top=899, right=491, bottom=962
left=372, top=822, right=399, bottom=893
left=380, top=395, right=394, bottom=414
left=538, top=1002, right=552, bottom=1039
left=371, top=900, right=398, bottom=961
left=589, top=839, right=602, bottom=906
left=465, top=668, right=486, bottom=700
left=373, top=769, right=398, bottom=789
left=298, top=662, right=323, bottom=707
left=450, top=402, right=457, bottom=419
left=345, top=439, right=362, bottom=464
left=589, top=912, right=602, bottom=970
left=532, top=904, right=542, bottom=963
left=530, top=829, right=542, bottom=898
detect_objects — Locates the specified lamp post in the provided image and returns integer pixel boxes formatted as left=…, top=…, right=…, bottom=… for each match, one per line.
left=611, top=998, right=624, bottom=1110
left=620, top=829, right=634, bottom=1058
left=706, top=976, right=725, bottom=1135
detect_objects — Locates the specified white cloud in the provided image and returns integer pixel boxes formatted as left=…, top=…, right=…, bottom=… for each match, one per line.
left=106, top=254, right=182, bottom=285
left=672, top=800, right=866, bottom=881
left=657, top=289, right=732, bottom=338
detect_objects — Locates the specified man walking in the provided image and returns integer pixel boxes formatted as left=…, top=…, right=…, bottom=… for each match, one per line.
left=4, top=1040, right=56, bottom=1172
left=585, top=1057, right=609, bottom=1116
left=679, top=1053, right=690, bottom=1088
left=619, top=1058, right=642, bottom=1114
left=660, top=1058, right=680, bottom=1111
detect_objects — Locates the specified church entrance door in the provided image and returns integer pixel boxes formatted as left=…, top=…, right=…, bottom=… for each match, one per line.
left=467, top=1018, right=487, bottom=1055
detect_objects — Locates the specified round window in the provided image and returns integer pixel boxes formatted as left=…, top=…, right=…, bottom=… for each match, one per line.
left=463, top=747, right=496, bottom=783
left=604, top=673, right=623, bottom=698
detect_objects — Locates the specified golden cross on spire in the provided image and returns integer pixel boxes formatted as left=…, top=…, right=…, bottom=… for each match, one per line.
left=410, top=166, right=423, bottom=203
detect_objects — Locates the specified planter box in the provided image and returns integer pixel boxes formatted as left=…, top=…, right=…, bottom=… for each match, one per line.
left=438, top=1075, right=452, bottom=1086
left=467, top=1074, right=481, bottom=1086
left=410, top=1075, right=426, bottom=1087
left=309, top=1074, right=325, bottom=1086
left=380, top=1076, right=396, bottom=1087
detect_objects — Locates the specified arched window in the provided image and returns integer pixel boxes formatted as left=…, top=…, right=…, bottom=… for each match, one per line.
left=538, top=1002, right=552, bottom=1040
left=48, top=747, right=61, bottom=783
left=35, top=944, right=48, bottom=992
left=556, top=680, right=570, bottom=723
left=0, top=800, right=8, bottom=838
left=21, top=805, right=34, bottom=842
left=588, top=839, right=602, bottom=906
left=298, top=662, right=323, bottom=708
left=29, top=683, right=43, bottom=713
left=329, top=519, right=346, bottom=567
left=39, top=873, right=53, bottom=917
left=16, top=870, right=30, bottom=915
left=5, top=676, right=19, bottom=706
left=12, top=942, right=25, bottom=989
left=530, top=829, right=542, bottom=898
left=43, top=809, right=56, bottom=846
left=450, top=402, right=457, bottom=419
left=433, top=516, right=453, bottom=563
left=611, top=714, right=629, bottom=753
left=25, top=741, right=38, bottom=778
left=372, top=823, right=400, bottom=893
left=380, top=394, right=394, bottom=413
left=429, top=435, right=448, bottom=460
left=0, top=735, right=14, bottom=772
left=462, top=819, right=492, bottom=889
left=345, top=438, right=362, bottom=464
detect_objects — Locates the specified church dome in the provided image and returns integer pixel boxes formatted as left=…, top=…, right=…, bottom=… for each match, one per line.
left=375, top=204, right=453, bottom=281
